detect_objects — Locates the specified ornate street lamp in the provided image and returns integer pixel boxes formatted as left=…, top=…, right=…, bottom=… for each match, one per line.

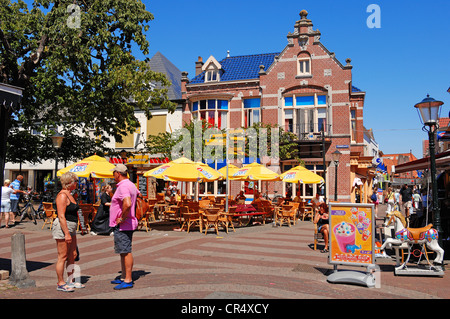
left=331, top=150, right=342, bottom=201
left=50, top=131, right=64, bottom=181
left=414, top=94, right=444, bottom=247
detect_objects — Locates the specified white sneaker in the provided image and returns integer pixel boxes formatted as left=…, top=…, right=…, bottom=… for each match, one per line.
left=90, top=231, right=97, bottom=236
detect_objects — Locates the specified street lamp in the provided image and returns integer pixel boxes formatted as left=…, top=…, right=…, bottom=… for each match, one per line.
left=331, top=150, right=341, bottom=201
left=50, top=131, right=64, bottom=181
left=414, top=94, right=444, bottom=247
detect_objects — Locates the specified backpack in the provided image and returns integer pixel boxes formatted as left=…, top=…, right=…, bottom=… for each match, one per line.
left=370, top=193, right=377, bottom=202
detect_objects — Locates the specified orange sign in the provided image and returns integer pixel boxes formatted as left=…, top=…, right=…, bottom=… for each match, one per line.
left=329, top=203, right=375, bottom=266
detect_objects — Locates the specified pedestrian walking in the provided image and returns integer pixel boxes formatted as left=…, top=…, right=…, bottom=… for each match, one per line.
left=370, top=188, right=379, bottom=218
left=385, top=187, right=395, bottom=213
left=109, top=164, right=140, bottom=290
left=9, top=175, right=26, bottom=226
left=53, top=172, right=84, bottom=292
left=1, top=179, right=16, bottom=228
left=399, top=184, right=412, bottom=216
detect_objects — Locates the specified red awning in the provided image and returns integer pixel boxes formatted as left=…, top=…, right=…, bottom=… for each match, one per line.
left=395, top=150, right=450, bottom=173
left=109, top=157, right=169, bottom=165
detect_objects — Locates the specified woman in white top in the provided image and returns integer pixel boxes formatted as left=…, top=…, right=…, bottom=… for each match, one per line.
left=1, top=179, right=16, bottom=228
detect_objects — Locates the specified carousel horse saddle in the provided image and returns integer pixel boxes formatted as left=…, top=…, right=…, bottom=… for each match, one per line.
left=406, top=224, right=433, bottom=241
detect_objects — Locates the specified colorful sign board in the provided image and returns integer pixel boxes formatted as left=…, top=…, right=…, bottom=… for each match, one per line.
left=329, top=203, right=375, bottom=266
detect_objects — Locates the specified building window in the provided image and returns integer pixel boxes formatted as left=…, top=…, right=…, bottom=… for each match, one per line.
left=351, top=109, right=356, bottom=142
left=297, top=57, right=311, bottom=76
left=243, top=98, right=261, bottom=128
left=205, top=70, right=220, bottom=82
left=192, top=99, right=228, bottom=129
left=283, top=94, right=328, bottom=137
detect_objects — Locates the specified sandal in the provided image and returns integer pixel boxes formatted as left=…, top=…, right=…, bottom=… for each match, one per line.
left=320, top=248, right=329, bottom=253
left=57, top=283, right=75, bottom=292
left=67, top=281, right=85, bottom=289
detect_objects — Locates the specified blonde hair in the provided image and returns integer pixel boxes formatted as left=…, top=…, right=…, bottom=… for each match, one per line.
left=60, top=172, right=78, bottom=189
left=4, top=179, right=11, bottom=185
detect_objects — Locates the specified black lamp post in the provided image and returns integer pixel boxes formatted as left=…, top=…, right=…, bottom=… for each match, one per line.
left=331, top=150, right=341, bottom=201
left=414, top=94, right=444, bottom=247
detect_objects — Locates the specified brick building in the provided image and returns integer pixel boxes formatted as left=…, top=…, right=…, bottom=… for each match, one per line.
left=181, top=10, right=375, bottom=202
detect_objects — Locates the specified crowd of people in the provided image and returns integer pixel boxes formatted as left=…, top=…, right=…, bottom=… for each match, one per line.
left=370, top=184, right=431, bottom=227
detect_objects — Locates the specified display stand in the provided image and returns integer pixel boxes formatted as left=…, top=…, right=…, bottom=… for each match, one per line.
left=327, top=265, right=377, bottom=288
left=328, top=203, right=377, bottom=288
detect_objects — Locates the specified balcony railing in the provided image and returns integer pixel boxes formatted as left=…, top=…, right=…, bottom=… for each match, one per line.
left=283, top=123, right=331, bottom=141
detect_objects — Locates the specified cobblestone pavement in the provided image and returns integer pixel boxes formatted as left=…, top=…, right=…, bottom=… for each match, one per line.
left=0, top=206, right=448, bottom=304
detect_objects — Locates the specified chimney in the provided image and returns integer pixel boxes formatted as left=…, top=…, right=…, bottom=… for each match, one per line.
left=195, top=56, right=204, bottom=76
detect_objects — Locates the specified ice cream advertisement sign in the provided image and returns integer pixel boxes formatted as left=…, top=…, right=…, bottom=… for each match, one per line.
left=329, top=203, right=375, bottom=266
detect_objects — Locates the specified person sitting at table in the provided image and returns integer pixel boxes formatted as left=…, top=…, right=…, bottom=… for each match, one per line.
left=174, top=189, right=181, bottom=202
left=314, top=203, right=329, bottom=253
left=311, top=193, right=324, bottom=210
left=293, top=189, right=301, bottom=202
left=164, top=189, right=172, bottom=203
left=235, top=190, right=246, bottom=202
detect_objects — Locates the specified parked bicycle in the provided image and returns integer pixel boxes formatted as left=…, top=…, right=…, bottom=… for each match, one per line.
left=18, top=190, right=52, bottom=224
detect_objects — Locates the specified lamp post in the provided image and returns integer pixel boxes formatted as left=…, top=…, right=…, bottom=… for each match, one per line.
left=331, top=150, right=341, bottom=201
left=414, top=94, right=444, bottom=247
left=50, top=131, right=64, bottom=183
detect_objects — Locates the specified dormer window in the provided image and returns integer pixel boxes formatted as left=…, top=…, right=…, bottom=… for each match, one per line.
left=202, top=55, right=222, bottom=83
left=206, top=70, right=219, bottom=82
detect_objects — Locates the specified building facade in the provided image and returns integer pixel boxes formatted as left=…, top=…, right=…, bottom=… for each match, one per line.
left=181, top=10, right=375, bottom=202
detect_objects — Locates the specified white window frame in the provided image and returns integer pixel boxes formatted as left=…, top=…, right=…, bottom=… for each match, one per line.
left=205, top=70, right=220, bottom=82
left=282, top=94, right=328, bottom=135
left=191, top=99, right=228, bottom=129
left=297, top=57, right=311, bottom=76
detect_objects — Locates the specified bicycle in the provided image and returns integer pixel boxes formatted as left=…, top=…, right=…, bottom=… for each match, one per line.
left=18, top=191, right=48, bottom=224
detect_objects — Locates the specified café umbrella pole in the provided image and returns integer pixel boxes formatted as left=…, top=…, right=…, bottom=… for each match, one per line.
left=226, top=130, right=229, bottom=212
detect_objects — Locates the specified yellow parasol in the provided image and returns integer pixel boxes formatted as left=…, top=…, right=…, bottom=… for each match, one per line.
left=218, top=164, right=239, bottom=179
left=279, top=165, right=324, bottom=184
left=57, top=155, right=115, bottom=178
left=143, top=156, right=221, bottom=182
left=229, top=162, right=280, bottom=181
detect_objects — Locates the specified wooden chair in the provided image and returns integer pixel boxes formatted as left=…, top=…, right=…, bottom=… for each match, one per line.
left=203, top=214, right=219, bottom=235
left=299, top=201, right=314, bottom=222
left=162, top=205, right=177, bottom=222
left=199, top=199, right=210, bottom=208
left=313, top=211, right=324, bottom=251
left=42, top=202, right=57, bottom=229
left=156, top=192, right=165, bottom=203
left=261, top=200, right=274, bottom=223
left=278, top=205, right=295, bottom=227
left=290, top=202, right=300, bottom=224
left=180, top=206, right=202, bottom=233
left=218, top=212, right=235, bottom=233
left=77, top=203, right=93, bottom=232
left=138, top=205, right=155, bottom=232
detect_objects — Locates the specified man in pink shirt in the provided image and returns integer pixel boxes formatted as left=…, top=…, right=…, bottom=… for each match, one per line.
left=109, top=164, right=140, bottom=290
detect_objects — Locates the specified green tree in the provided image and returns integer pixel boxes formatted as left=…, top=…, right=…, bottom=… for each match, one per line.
left=144, top=120, right=299, bottom=163
left=0, top=0, right=176, bottom=167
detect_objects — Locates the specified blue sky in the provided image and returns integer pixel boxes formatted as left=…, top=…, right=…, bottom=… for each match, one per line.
left=19, top=0, right=450, bottom=159
left=140, top=0, right=450, bottom=159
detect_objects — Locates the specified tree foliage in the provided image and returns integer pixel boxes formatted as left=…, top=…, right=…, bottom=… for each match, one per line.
left=1, top=0, right=176, bottom=163
left=144, top=120, right=300, bottom=163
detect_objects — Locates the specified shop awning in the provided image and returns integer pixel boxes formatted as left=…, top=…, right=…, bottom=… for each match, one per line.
left=109, top=155, right=169, bottom=165
left=395, top=150, right=450, bottom=173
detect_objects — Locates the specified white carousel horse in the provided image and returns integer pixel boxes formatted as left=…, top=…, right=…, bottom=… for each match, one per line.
left=380, top=211, right=444, bottom=266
